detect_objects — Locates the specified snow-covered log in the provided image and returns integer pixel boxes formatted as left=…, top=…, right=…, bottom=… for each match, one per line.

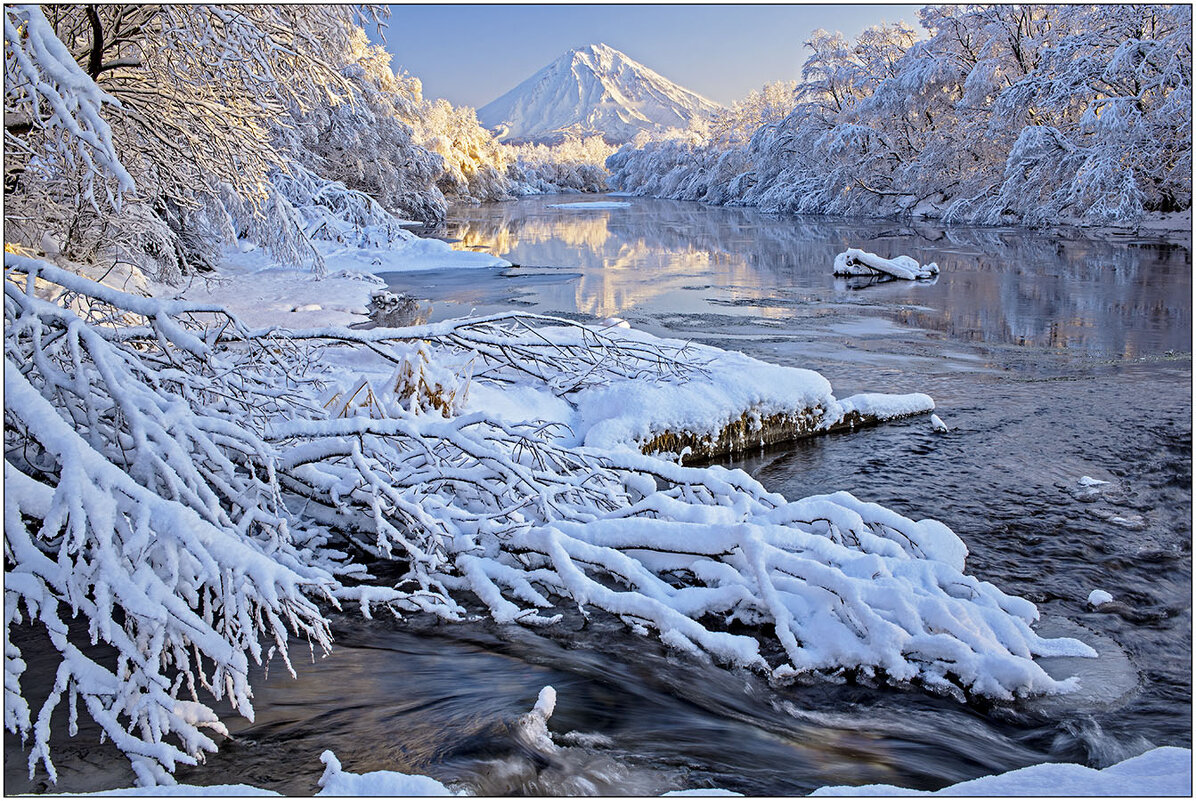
left=833, top=248, right=939, bottom=280
left=5, top=254, right=1095, bottom=785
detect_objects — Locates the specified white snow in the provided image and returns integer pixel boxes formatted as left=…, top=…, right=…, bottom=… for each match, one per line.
left=315, top=229, right=508, bottom=274
left=316, top=750, right=460, bottom=796
left=478, top=43, right=723, bottom=145
left=161, top=235, right=504, bottom=330
left=1088, top=589, right=1115, bottom=607
left=810, top=746, right=1192, bottom=796
left=833, top=249, right=940, bottom=280
left=839, top=392, right=936, bottom=422
left=548, top=201, right=633, bottom=209
left=929, top=414, right=949, bottom=433
left=662, top=790, right=744, bottom=797
left=1079, top=475, right=1110, bottom=487
left=78, top=746, right=1193, bottom=797
left=80, top=785, right=281, bottom=796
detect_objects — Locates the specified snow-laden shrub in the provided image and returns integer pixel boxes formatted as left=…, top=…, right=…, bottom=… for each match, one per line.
left=5, top=253, right=1099, bottom=785
left=270, top=164, right=415, bottom=253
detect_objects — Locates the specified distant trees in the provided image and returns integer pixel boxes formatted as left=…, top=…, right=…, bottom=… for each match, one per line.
left=608, top=5, right=1192, bottom=229
left=506, top=135, right=617, bottom=194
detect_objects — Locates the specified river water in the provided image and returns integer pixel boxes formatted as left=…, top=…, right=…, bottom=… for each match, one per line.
left=9, top=196, right=1191, bottom=795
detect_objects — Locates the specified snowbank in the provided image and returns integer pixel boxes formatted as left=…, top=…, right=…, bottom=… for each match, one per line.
left=810, top=746, right=1193, bottom=796
left=458, top=324, right=934, bottom=460
left=77, top=746, right=1191, bottom=797
left=161, top=234, right=505, bottom=330
left=78, top=785, right=281, bottom=796
left=317, top=751, right=459, bottom=796
left=209, top=261, right=935, bottom=460
left=315, top=230, right=508, bottom=274
left=833, top=248, right=940, bottom=280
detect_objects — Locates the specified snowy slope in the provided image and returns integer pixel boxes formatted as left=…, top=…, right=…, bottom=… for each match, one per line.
left=478, top=43, right=723, bottom=145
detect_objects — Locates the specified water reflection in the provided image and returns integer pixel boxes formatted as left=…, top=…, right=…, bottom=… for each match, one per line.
left=432, top=196, right=1191, bottom=359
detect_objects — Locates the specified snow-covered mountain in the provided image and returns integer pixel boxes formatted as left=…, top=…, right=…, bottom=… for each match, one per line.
left=478, top=43, right=723, bottom=145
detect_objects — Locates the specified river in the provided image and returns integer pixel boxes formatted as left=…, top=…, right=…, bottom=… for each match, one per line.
left=8, top=195, right=1190, bottom=795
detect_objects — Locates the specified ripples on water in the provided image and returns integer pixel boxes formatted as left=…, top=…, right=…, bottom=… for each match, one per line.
left=8, top=197, right=1190, bottom=795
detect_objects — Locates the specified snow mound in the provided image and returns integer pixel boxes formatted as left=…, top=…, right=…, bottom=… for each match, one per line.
left=662, top=790, right=743, bottom=797
left=833, top=248, right=940, bottom=280
left=467, top=325, right=931, bottom=458
left=1088, top=589, right=1115, bottom=607
left=810, top=746, right=1192, bottom=796
left=86, top=786, right=281, bottom=797
left=317, top=751, right=459, bottom=796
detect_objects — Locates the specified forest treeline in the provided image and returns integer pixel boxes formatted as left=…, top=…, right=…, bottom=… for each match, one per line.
left=609, top=5, right=1192, bottom=228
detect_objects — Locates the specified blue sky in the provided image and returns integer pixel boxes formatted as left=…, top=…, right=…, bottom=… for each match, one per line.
left=375, top=4, right=924, bottom=109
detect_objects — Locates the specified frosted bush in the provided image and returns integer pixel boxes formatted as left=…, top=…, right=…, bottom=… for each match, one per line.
left=5, top=253, right=1098, bottom=785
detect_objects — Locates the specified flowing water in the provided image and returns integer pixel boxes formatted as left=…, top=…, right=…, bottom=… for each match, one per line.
left=8, top=196, right=1190, bottom=795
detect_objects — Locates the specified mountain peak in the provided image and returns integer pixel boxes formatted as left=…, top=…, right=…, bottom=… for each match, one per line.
left=478, top=43, right=723, bottom=146
left=568, top=42, right=615, bottom=58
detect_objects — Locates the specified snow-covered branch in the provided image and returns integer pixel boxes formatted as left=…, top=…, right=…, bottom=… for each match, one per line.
left=5, top=254, right=1095, bottom=786
left=4, top=255, right=339, bottom=785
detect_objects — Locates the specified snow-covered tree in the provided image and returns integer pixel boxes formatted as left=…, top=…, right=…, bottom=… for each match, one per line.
left=4, top=5, right=380, bottom=281
left=418, top=98, right=514, bottom=205
left=505, top=135, right=616, bottom=194
left=948, top=4, right=1192, bottom=224
left=608, top=5, right=1191, bottom=230
left=283, top=26, right=450, bottom=225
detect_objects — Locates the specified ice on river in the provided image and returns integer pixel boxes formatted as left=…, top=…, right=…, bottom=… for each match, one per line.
left=547, top=200, right=633, bottom=209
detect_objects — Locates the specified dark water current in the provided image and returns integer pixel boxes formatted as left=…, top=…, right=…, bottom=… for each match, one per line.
left=8, top=196, right=1190, bottom=795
